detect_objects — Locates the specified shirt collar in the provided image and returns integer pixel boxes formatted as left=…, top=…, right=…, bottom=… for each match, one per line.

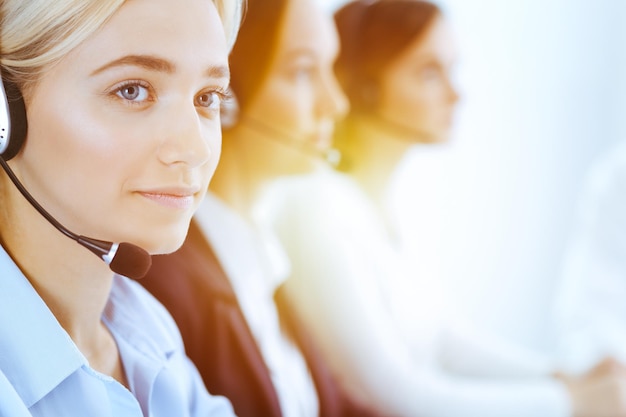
left=103, top=275, right=178, bottom=364
left=0, top=244, right=86, bottom=408
left=0, top=245, right=178, bottom=408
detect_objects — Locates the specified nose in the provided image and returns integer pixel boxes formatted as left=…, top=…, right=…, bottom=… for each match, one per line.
left=156, top=102, right=214, bottom=168
left=318, top=70, right=349, bottom=121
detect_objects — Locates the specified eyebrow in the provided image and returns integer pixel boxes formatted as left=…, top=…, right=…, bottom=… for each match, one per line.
left=90, top=54, right=230, bottom=79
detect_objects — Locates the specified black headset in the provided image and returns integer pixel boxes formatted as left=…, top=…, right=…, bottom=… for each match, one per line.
left=0, top=72, right=28, bottom=161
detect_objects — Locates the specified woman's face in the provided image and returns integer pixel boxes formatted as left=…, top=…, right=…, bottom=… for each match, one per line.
left=241, top=0, right=348, bottom=173
left=376, top=16, right=459, bottom=143
left=12, top=0, right=230, bottom=254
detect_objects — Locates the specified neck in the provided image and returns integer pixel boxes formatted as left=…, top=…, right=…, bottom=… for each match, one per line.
left=0, top=173, right=114, bottom=344
left=211, top=121, right=327, bottom=218
left=338, top=113, right=415, bottom=205
left=0, top=166, right=128, bottom=387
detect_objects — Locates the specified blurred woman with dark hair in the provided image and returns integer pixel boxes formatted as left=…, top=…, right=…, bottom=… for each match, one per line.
left=263, top=1, right=626, bottom=416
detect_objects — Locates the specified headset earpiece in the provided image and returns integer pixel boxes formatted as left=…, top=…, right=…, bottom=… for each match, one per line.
left=0, top=74, right=28, bottom=161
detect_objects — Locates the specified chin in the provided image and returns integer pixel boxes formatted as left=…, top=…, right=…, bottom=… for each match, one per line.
left=135, top=221, right=191, bottom=255
left=152, top=238, right=186, bottom=255
left=421, top=126, right=452, bottom=144
left=430, top=133, right=450, bottom=144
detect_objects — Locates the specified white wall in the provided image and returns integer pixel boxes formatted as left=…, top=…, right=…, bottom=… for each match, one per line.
left=325, top=0, right=626, bottom=355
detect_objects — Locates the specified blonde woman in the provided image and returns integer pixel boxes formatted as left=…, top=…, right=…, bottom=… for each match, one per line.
left=0, top=0, right=241, bottom=415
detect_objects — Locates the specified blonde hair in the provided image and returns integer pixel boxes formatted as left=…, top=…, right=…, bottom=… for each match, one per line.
left=0, top=0, right=243, bottom=92
left=214, top=0, right=244, bottom=52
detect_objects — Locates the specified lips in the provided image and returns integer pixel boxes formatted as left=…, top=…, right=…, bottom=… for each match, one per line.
left=137, top=186, right=201, bottom=209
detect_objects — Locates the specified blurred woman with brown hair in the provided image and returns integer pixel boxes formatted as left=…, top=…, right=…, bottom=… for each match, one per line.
left=140, top=0, right=382, bottom=416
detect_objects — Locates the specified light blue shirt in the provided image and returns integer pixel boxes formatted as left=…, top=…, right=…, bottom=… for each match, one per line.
left=0, top=244, right=236, bottom=417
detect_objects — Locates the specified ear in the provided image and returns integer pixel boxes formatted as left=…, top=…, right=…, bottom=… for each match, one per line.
left=0, top=73, right=28, bottom=160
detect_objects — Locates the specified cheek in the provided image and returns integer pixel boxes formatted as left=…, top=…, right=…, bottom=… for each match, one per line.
left=28, top=91, right=146, bottom=163
left=60, top=121, right=144, bottom=187
left=385, top=77, right=446, bottom=121
left=27, top=101, right=102, bottom=180
left=379, top=79, right=423, bottom=119
left=278, top=91, right=317, bottom=139
left=203, top=129, right=222, bottom=182
left=22, top=98, right=154, bottom=223
left=248, top=80, right=315, bottom=135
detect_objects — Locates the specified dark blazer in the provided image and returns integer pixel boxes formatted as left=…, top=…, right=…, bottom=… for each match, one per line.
left=141, top=220, right=377, bottom=417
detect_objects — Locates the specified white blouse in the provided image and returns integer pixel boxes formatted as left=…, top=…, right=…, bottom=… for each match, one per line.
left=194, top=193, right=319, bottom=417
left=555, top=141, right=626, bottom=374
left=257, top=167, right=572, bottom=417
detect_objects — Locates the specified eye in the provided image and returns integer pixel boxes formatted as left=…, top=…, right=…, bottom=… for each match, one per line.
left=195, top=91, right=222, bottom=109
left=284, top=58, right=317, bottom=82
left=291, top=66, right=316, bottom=82
left=196, top=92, right=217, bottom=108
left=114, top=81, right=151, bottom=102
left=419, top=63, right=443, bottom=82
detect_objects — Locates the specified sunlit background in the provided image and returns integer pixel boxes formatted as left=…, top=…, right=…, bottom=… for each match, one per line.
left=320, top=0, right=626, bottom=358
